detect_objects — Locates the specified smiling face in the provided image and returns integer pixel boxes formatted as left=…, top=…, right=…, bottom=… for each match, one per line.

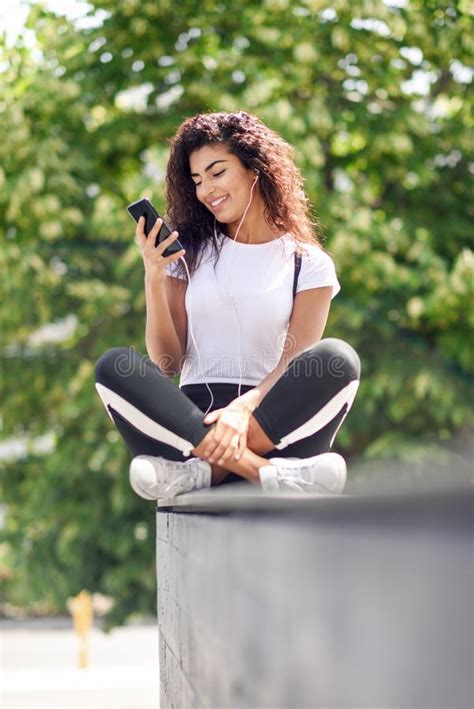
left=189, top=143, right=259, bottom=223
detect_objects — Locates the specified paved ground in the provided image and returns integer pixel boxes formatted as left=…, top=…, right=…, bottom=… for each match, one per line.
left=1, top=617, right=159, bottom=708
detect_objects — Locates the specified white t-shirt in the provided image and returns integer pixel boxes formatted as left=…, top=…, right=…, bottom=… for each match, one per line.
left=165, top=231, right=341, bottom=387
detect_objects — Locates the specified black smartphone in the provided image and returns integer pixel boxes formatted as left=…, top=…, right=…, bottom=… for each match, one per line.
left=127, top=198, right=183, bottom=257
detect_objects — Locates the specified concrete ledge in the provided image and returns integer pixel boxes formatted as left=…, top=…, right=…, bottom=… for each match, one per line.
left=156, top=479, right=473, bottom=709
left=157, top=479, right=471, bottom=518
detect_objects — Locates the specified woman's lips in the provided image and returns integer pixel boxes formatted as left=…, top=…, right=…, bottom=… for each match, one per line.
left=210, top=195, right=229, bottom=211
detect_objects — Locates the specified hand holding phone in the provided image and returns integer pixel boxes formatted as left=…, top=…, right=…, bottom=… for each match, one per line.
left=128, top=198, right=186, bottom=284
left=127, top=198, right=184, bottom=257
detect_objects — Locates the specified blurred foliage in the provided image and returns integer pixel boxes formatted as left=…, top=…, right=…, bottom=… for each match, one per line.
left=1, top=0, right=472, bottom=626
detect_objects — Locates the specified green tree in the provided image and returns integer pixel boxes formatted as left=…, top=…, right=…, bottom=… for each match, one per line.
left=1, top=0, right=472, bottom=625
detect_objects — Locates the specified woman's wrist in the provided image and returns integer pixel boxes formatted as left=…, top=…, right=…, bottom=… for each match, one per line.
left=233, top=388, right=262, bottom=414
left=145, top=273, right=166, bottom=294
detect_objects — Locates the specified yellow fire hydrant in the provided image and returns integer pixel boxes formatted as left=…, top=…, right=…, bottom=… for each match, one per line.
left=68, top=589, right=93, bottom=669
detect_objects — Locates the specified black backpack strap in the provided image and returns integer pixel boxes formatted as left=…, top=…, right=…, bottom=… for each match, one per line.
left=293, top=250, right=302, bottom=298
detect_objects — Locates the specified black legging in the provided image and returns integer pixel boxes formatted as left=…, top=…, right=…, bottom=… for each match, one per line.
left=94, top=339, right=361, bottom=479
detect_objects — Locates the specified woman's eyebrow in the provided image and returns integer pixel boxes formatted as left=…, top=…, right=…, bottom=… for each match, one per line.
left=190, top=160, right=228, bottom=177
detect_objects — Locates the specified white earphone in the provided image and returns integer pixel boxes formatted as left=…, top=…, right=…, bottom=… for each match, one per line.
left=178, top=170, right=259, bottom=415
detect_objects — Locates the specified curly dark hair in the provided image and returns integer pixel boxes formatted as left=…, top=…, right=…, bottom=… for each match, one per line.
left=165, top=110, right=324, bottom=279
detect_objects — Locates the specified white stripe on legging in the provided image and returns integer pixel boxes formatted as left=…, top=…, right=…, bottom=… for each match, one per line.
left=95, top=382, right=195, bottom=457
left=274, top=379, right=360, bottom=450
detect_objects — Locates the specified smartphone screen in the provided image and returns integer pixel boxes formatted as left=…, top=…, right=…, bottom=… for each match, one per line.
left=127, top=198, right=182, bottom=256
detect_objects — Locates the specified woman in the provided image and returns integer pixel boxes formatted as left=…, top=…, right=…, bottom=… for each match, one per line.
left=94, top=111, right=361, bottom=500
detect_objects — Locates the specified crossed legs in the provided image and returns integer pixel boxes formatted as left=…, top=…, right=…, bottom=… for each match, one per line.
left=94, top=338, right=361, bottom=487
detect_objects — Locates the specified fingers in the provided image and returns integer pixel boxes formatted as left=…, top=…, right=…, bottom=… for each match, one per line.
left=158, top=231, right=183, bottom=261
left=236, top=432, right=247, bottom=461
left=146, top=216, right=163, bottom=245
left=201, top=408, right=249, bottom=465
left=135, top=217, right=185, bottom=261
left=148, top=218, right=179, bottom=253
left=229, top=433, right=242, bottom=462
left=215, top=432, right=240, bottom=466
left=210, top=430, right=240, bottom=466
left=203, top=409, right=221, bottom=425
left=135, top=217, right=178, bottom=250
left=203, top=427, right=218, bottom=461
left=203, top=425, right=230, bottom=463
left=135, top=216, right=147, bottom=249
left=169, top=247, right=186, bottom=262
left=141, top=217, right=164, bottom=253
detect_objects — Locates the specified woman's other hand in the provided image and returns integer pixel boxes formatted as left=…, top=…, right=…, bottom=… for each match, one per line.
left=202, top=403, right=252, bottom=464
left=135, top=216, right=185, bottom=285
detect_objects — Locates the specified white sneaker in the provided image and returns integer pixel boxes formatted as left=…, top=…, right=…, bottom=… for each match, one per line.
left=258, top=452, right=347, bottom=494
left=129, top=455, right=212, bottom=500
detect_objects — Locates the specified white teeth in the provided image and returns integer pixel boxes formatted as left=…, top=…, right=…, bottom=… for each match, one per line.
left=211, top=196, right=227, bottom=207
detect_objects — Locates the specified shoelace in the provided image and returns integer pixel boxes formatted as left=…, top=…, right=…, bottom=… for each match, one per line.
left=163, top=460, right=206, bottom=495
left=275, top=469, right=333, bottom=494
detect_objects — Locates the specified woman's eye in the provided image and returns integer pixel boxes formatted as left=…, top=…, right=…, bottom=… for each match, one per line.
left=193, top=170, right=225, bottom=188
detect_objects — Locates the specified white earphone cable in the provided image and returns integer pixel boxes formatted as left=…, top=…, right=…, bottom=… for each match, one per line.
left=220, top=173, right=259, bottom=400
left=178, top=173, right=259, bottom=416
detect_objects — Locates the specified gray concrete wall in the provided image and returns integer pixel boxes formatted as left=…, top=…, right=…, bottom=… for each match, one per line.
left=156, top=483, right=472, bottom=709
